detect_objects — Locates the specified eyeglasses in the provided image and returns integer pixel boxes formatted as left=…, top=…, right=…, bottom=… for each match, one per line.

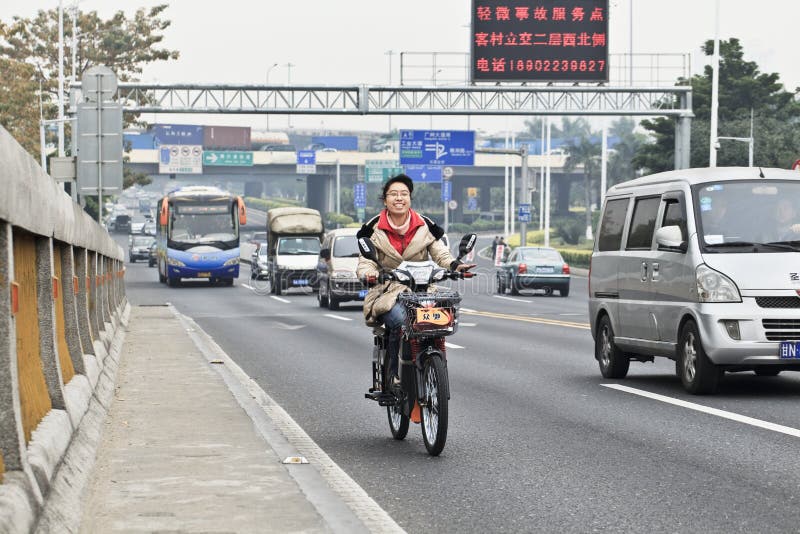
left=386, top=191, right=410, bottom=198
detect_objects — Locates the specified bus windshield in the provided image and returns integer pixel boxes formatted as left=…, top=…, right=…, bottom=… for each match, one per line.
left=170, top=202, right=237, bottom=246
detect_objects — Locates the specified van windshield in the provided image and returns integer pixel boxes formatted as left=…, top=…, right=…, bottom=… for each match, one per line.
left=694, top=180, right=800, bottom=252
left=277, top=237, right=320, bottom=255
left=333, top=236, right=359, bottom=258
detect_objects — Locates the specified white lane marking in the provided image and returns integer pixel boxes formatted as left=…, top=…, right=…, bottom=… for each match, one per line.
left=494, top=295, right=528, bottom=303
left=242, top=283, right=253, bottom=290
left=270, top=296, right=291, bottom=304
left=324, top=314, right=352, bottom=321
left=445, top=342, right=464, bottom=349
left=460, top=322, right=477, bottom=327
left=603, top=384, right=800, bottom=439
left=559, top=313, right=584, bottom=316
left=461, top=307, right=477, bottom=313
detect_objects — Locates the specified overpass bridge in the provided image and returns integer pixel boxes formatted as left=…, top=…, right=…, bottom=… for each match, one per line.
left=125, top=148, right=576, bottom=222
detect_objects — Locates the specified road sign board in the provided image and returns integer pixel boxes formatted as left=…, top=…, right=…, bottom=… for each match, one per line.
left=77, top=102, right=124, bottom=191
left=467, top=197, right=478, bottom=211
left=399, top=130, right=475, bottom=166
left=467, top=187, right=478, bottom=197
left=353, top=183, right=367, bottom=209
left=296, top=164, right=317, bottom=174
left=518, top=203, right=532, bottom=222
left=448, top=200, right=458, bottom=210
left=297, top=150, right=316, bottom=165
left=443, top=166, right=454, bottom=178
left=403, top=164, right=442, bottom=183
left=365, top=159, right=402, bottom=183
left=441, top=180, right=452, bottom=202
left=203, top=150, right=253, bottom=166
left=158, top=144, right=202, bottom=174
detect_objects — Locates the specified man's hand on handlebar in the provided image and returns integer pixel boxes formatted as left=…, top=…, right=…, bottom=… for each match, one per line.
left=455, top=263, right=476, bottom=272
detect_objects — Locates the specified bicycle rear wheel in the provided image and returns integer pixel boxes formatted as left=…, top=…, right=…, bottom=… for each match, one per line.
left=421, top=354, right=448, bottom=456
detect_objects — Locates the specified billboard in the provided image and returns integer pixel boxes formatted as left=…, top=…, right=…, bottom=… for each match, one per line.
left=159, top=144, right=202, bottom=174
left=470, top=0, right=609, bottom=83
left=152, top=124, right=204, bottom=146
left=399, top=130, right=475, bottom=167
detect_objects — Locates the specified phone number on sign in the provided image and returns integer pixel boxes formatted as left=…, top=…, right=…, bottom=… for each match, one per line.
left=478, top=58, right=607, bottom=74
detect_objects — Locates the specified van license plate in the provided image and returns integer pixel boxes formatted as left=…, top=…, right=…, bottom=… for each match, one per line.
left=779, top=342, right=800, bottom=359
left=292, top=279, right=309, bottom=286
left=197, top=272, right=211, bottom=278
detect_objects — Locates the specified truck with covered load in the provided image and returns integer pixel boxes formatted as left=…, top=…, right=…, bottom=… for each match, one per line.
left=266, top=207, right=323, bottom=295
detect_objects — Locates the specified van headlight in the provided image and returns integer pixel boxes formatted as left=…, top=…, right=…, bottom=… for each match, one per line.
left=223, top=257, right=239, bottom=266
left=696, top=264, right=741, bottom=302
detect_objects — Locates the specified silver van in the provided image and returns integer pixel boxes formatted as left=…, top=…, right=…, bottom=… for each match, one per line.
left=589, top=167, right=800, bottom=394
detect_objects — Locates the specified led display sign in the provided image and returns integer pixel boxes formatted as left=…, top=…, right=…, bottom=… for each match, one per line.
left=471, top=0, right=609, bottom=83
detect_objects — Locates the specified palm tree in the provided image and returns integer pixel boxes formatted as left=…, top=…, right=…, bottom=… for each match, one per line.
left=563, top=120, right=600, bottom=239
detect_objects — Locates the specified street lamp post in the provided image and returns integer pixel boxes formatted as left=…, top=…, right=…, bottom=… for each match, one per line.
left=265, top=62, right=278, bottom=130
left=285, top=62, right=294, bottom=128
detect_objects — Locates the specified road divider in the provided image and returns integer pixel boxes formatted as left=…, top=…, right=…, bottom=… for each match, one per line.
left=461, top=309, right=590, bottom=330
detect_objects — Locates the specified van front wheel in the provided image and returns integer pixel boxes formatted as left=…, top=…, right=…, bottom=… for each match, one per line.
left=678, top=320, right=721, bottom=395
left=596, top=315, right=629, bottom=379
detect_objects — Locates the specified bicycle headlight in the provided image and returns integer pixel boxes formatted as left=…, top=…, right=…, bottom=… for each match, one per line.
left=167, top=257, right=186, bottom=267
left=696, top=264, right=741, bottom=302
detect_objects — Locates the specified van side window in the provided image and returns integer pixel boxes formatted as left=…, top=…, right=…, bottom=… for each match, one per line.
left=626, top=196, right=661, bottom=250
left=597, top=198, right=629, bottom=251
left=662, top=200, right=687, bottom=239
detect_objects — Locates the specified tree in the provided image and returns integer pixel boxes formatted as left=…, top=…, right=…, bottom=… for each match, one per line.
left=607, top=117, right=648, bottom=187
left=563, top=118, right=600, bottom=238
left=0, top=57, right=42, bottom=159
left=635, top=38, right=800, bottom=172
left=0, top=5, right=178, bottom=188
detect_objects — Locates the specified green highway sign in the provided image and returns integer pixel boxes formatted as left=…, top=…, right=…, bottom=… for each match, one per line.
left=203, top=150, right=253, bottom=166
left=365, top=159, right=402, bottom=183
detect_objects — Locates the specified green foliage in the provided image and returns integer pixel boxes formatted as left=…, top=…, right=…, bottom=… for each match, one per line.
left=325, top=212, right=354, bottom=228
left=635, top=38, right=800, bottom=172
left=558, top=249, right=592, bottom=268
left=0, top=58, right=41, bottom=159
left=469, top=218, right=504, bottom=232
left=244, top=197, right=302, bottom=211
left=553, top=217, right=584, bottom=245
left=448, top=223, right=471, bottom=234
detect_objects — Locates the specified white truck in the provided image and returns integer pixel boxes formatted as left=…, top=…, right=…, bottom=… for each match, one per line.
left=266, top=207, right=324, bottom=295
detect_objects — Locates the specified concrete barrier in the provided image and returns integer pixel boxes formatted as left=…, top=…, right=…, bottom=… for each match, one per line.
left=0, top=125, right=128, bottom=533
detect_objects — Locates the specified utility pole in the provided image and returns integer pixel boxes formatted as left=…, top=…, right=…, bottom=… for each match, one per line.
left=519, top=144, right=529, bottom=248
left=58, top=0, right=65, bottom=158
left=709, top=0, right=720, bottom=166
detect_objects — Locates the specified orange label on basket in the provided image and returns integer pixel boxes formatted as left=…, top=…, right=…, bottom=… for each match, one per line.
left=415, top=307, right=451, bottom=326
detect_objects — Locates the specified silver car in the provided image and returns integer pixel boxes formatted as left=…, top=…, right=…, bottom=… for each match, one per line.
left=589, top=167, right=800, bottom=394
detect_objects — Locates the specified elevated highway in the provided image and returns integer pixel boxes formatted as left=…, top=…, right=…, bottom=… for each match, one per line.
left=126, top=149, right=577, bottom=221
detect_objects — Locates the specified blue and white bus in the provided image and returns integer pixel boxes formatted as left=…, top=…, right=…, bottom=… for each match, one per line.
left=156, top=186, right=246, bottom=286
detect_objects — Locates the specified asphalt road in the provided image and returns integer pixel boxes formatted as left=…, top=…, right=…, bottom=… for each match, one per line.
left=122, top=234, right=800, bottom=533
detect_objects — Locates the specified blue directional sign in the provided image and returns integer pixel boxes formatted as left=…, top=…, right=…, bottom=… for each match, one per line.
left=353, top=183, right=367, bottom=209
left=441, top=181, right=452, bottom=203
left=518, top=203, right=532, bottom=223
left=297, top=150, right=316, bottom=165
left=403, top=164, right=442, bottom=183
left=399, top=130, right=475, bottom=166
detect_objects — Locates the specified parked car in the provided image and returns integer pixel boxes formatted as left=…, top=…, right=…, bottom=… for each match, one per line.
left=496, top=246, right=570, bottom=296
left=317, top=227, right=368, bottom=310
left=148, top=241, right=158, bottom=267
left=589, top=167, right=800, bottom=395
left=129, top=235, right=154, bottom=263
left=250, top=244, right=269, bottom=280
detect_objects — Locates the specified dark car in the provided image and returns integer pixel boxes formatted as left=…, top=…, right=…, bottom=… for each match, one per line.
left=129, top=235, right=154, bottom=263
left=496, top=246, right=570, bottom=297
left=148, top=241, right=158, bottom=267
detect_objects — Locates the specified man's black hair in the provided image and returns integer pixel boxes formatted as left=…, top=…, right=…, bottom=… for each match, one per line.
left=381, top=173, right=414, bottom=199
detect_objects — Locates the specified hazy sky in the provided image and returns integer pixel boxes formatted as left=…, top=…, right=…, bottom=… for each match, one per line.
left=2, top=1, right=798, bottom=135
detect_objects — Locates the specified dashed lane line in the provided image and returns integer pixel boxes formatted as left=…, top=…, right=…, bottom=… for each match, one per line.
left=493, top=295, right=529, bottom=303
left=603, top=384, right=800, bottom=439
left=271, top=296, right=291, bottom=304
left=445, top=342, right=464, bottom=349
left=324, top=314, right=352, bottom=321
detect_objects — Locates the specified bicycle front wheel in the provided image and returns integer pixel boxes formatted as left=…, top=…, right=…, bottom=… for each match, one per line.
left=421, top=355, right=449, bottom=456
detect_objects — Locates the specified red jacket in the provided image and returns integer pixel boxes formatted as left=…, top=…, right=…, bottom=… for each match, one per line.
left=377, top=209, right=424, bottom=256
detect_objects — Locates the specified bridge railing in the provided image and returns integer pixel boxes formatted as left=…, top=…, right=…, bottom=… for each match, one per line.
left=0, top=125, right=128, bottom=532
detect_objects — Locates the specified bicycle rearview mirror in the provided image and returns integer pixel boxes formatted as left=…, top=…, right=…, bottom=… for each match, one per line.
left=458, top=234, right=477, bottom=260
